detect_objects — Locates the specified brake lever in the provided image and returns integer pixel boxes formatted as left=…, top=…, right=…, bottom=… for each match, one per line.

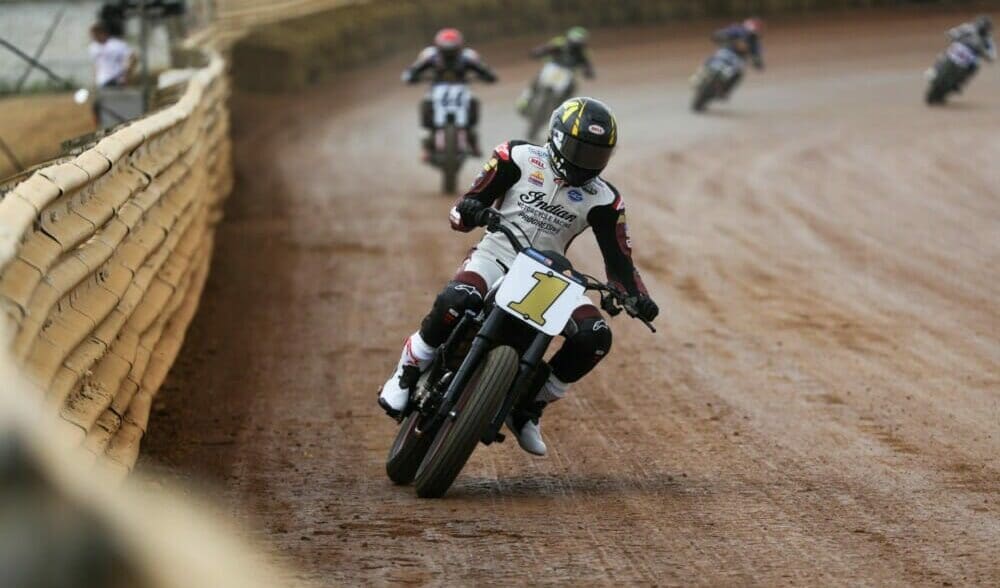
left=622, top=297, right=657, bottom=333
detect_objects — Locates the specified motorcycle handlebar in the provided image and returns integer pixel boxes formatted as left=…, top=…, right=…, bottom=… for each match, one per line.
left=483, top=212, right=656, bottom=333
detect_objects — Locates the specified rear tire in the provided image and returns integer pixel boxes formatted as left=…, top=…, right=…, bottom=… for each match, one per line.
left=385, top=411, right=434, bottom=485
left=414, top=346, right=519, bottom=498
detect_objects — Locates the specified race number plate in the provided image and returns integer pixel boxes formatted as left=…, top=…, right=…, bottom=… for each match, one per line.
left=539, top=62, right=574, bottom=93
left=495, top=251, right=586, bottom=336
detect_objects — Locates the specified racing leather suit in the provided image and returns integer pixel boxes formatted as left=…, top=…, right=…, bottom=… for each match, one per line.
left=712, top=24, right=764, bottom=67
left=947, top=23, right=997, bottom=86
left=419, top=140, right=647, bottom=391
left=402, top=46, right=498, bottom=85
left=948, top=23, right=997, bottom=62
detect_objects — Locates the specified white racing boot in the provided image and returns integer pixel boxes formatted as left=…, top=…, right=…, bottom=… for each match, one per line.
left=506, top=374, right=570, bottom=457
left=378, top=332, right=435, bottom=418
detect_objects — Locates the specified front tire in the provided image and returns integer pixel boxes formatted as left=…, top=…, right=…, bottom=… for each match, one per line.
left=386, top=411, right=434, bottom=485
left=414, top=346, right=519, bottom=498
left=692, top=70, right=719, bottom=112
left=441, top=125, right=459, bottom=194
left=527, top=89, right=554, bottom=142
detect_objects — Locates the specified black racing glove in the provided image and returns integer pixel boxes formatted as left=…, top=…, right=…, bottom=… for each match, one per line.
left=456, top=198, right=491, bottom=227
left=634, top=295, right=659, bottom=322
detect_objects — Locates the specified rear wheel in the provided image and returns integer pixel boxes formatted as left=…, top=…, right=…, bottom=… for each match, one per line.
left=385, top=410, right=434, bottom=485
left=414, top=345, right=519, bottom=498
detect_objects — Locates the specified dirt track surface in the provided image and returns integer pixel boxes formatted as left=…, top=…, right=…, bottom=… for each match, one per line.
left=140, top=11, right=1000, bottom=586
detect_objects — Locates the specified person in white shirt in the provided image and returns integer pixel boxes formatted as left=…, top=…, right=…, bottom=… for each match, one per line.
left=89, top=23, right=134, bottom=88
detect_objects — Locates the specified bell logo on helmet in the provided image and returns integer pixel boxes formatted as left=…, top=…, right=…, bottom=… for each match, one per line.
left=588, top=124, right=606, bottom=136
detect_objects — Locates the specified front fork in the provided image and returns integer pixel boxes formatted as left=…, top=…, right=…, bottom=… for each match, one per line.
left=482, top=331, right=551, bottom=445
left=430, top=310, right=552, bottom=445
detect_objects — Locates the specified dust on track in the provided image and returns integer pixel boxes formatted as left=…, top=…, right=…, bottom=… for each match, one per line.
left=140, top=11, right=999, bottom=586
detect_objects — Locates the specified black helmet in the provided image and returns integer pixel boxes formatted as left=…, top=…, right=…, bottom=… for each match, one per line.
left=546, top=97, right=617, bottom=186
left=976, top=15, right=993, bottom=35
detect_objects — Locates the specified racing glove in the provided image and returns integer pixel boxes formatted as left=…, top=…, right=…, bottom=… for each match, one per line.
left=456, top=198, right=493, bottom=227
left=634, top=295, right=659, bottom=322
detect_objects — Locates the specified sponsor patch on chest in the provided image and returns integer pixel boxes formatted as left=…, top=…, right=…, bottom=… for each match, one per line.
left=528, top=170, right=545, bottom=187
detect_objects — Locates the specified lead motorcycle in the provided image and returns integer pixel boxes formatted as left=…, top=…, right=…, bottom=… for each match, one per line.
left=925, top=40, right=991, bottom=105
left=386, top=212, right=655, bottom=498
left=420, top=82, right=479, bottom=194
left=691, top=47, right=745, bottom=112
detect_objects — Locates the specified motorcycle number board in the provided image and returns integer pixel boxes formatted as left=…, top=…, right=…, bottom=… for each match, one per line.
left=496, top=252, right=586, bottom=336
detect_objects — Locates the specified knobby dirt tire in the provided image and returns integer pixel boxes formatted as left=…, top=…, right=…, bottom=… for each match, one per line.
left=414, top=346, right=519, bottom=498
left=386, top=410, right=435, bottom=485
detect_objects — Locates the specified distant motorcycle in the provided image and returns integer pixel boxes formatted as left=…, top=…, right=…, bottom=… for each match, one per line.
left=691, top=47, right=744, bottom=112
left=523, top=62, right=576, bottom=142
left=423, top=83, right=477, bottom=193
left=925, top=41, right=988, bottom=105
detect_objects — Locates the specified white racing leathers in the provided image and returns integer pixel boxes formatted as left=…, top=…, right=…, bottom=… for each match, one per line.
left=379, top=140, right=648, bottom=417
left=448, top=140, right=647, bottom=299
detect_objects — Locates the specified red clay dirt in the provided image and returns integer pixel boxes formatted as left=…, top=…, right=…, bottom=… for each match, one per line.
left=139, top=11, right=999, bottom=586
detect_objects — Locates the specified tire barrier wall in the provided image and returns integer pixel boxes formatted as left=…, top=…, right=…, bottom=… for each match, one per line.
left=0, top=50, right=231, bottom=480
left=230, top=0, right=986, bottom=92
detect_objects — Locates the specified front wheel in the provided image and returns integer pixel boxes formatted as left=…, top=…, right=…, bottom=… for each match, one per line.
left=527, top=89, right=554, bottom=142
left=441, top=125, right=459, bottom=194
left=692, top=70, right=719, bottom=112
left=386, top=410, right=435, bottom=485
left=414, top=345, right=519, bottom=498
left=926, top=61, right=961, bottom=105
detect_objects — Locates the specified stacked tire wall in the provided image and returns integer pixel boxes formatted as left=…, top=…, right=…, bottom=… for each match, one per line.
left=231, top=0, right=985, bottom=92
left=0, top=50, right=231, bottom=479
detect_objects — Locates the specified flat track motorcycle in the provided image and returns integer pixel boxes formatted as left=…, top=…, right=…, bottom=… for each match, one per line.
left=386, top=212, right=655, bottom=498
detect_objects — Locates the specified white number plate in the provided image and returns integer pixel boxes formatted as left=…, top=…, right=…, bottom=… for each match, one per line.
left=539, top=62, right=573, bottom=93
left=495, top=252, right=586, bottom=336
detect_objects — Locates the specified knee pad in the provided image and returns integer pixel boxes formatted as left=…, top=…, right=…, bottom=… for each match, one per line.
left=570, top=315, right=613, bottom=359
left=420, top=272, right=487, bottom=346
left=550, top=308, right=613, bottom=383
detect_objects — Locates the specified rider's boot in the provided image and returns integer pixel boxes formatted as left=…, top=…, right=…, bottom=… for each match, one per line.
left=378, top=332, right=435, bottom=418
left=505, top=374, right=569, bottom=456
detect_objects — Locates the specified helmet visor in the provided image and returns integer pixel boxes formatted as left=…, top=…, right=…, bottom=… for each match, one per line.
left=553, top=131, right=614, bottom=170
